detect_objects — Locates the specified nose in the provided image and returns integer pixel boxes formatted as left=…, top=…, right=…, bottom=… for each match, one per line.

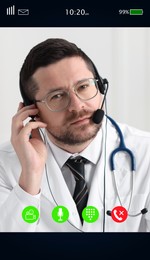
left=67, top=92, right=85, bottom=112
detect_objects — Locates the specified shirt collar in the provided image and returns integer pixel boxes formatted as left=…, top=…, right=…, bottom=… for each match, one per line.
left=46, top=123, right=103, bottom=169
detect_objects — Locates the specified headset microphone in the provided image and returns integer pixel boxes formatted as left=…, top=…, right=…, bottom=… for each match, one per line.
left=92, top=78, right=109, bottom=124
left=92, top=109, right=104, bottom=124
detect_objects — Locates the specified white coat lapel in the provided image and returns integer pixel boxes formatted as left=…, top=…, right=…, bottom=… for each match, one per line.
left=41, top=149, right=82, bottom=229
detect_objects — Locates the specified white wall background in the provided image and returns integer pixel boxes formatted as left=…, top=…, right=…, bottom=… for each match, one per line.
left=0, top=28, right=150, bottom=144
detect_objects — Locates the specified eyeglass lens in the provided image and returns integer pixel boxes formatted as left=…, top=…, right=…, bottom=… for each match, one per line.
left=45, top=78, right=98, bottom=111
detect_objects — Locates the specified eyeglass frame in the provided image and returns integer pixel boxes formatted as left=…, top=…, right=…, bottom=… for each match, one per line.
left=34, top=78, right=99, bottom=112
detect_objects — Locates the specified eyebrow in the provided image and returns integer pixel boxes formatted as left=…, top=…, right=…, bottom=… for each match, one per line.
left=45, top=87, right=66, bottom=96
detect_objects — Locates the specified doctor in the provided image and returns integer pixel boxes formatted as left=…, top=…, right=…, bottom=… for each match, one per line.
left=0, top=38, right=150, bottom=232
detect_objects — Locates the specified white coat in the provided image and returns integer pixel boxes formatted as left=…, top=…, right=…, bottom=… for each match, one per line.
left=1, top=117, right=150, bottom=232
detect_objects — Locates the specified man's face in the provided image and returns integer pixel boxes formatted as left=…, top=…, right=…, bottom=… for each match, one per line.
left=33, top=57, right=103, bottom=149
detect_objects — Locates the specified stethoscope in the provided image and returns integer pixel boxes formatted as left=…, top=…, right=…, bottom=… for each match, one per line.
left=40, top=114, right=148, bottom=232
left=105, top=115, right=148, bottom=219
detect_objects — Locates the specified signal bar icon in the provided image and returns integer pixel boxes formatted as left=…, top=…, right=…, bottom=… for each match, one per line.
left=6, top=5, right=15, bottom=15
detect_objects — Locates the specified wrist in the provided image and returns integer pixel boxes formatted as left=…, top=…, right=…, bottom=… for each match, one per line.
left=19, top=172, right=43, bottom=195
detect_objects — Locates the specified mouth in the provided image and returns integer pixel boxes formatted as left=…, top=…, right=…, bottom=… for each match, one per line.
left=70, top=116, right=92, bottom=126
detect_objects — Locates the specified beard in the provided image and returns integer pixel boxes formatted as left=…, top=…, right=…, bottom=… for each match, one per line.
left=46, top=110, right=101, bottom=145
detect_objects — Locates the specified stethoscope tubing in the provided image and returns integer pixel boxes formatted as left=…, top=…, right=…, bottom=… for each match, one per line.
left=106, top=115, right=136, bottom=171
left=106, top=116, right=148, bottom=218
left=39, top=115, right=147, bottom=232
left=106, top=115, right=135, bottom=213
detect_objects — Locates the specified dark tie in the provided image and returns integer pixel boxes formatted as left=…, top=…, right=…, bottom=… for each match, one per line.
left=66, top=156, right=88, bottom=223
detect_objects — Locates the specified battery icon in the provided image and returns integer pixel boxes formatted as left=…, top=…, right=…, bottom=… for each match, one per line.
left=130, top=9, right=143, bottom=15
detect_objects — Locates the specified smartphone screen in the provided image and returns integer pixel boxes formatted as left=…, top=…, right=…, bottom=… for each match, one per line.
left=0, top=0, right=150, bottom=257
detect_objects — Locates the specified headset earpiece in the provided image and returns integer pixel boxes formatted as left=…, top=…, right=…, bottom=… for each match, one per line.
left=91, top=61, right=106, bottom=94
left=98, top=77, right=108, bottom=95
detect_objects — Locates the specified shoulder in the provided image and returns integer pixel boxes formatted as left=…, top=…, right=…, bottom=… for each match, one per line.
left=119, top=122, right=150, bottom=140
left=115, top=121, right=150, bottom=154
left=106, top=116, right=150, bottom=148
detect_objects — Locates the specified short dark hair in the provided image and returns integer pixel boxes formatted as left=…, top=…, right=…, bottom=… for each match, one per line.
left=19, top=38, right=97, bottom=103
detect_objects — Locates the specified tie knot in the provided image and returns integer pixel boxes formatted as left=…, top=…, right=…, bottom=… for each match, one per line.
left=70, top=156, right=87, bottom=164
left=65, top=156, right=87, bottom=180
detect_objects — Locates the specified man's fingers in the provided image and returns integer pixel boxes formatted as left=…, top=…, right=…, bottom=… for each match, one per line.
left=12, top=120, right=47, bottom=142
left=12, top=103, right=47, bottom=142
left=30, top=128, right=43, bottom=141
left=12, top=108, right=39, bottom=136
left=16, top=108, right=39, bottom=122
left=20, top=121, right=47, bottom=139
left=17, top=102, right=24, bottom=112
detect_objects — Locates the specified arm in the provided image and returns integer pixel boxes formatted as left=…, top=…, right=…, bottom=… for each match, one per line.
left=0, top=103, right=47, bottom=231
left=11, top=102, right=47, bottom=195
left=0, top=173, right=41, bottom=232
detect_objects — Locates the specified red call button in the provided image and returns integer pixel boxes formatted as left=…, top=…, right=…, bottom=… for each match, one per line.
left=111, top=206, right=128, bottom=223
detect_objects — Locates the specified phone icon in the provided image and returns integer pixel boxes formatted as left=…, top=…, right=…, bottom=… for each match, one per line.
left=111, top=206, right=128, bottom=223
left=114, top=209, right=123, bottom=221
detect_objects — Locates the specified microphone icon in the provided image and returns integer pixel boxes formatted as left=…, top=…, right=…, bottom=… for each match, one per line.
left=52, top=206, right=69, bottom=223
left=57, top=207, right=64, bottom=221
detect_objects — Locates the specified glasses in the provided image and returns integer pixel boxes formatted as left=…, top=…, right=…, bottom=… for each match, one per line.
left=34, top=78, right=99, bottom=112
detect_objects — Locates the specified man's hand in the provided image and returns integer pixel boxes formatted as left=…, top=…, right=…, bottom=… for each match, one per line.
left=11, top=102, right=47, bottom=195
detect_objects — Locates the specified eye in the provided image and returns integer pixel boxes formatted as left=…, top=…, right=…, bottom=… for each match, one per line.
left=47, top=91, right=67, bottom=101
left=78, top=83, right=90, bottom=91
left=81, top=84, right=88, bottom=89
left=51, top=93, right=64, bottom=100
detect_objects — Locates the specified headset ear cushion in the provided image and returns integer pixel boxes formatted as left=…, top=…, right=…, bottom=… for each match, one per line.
left=91, top=62, right=106, bottom=94
left=97, top=76, right=106, bottom=94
